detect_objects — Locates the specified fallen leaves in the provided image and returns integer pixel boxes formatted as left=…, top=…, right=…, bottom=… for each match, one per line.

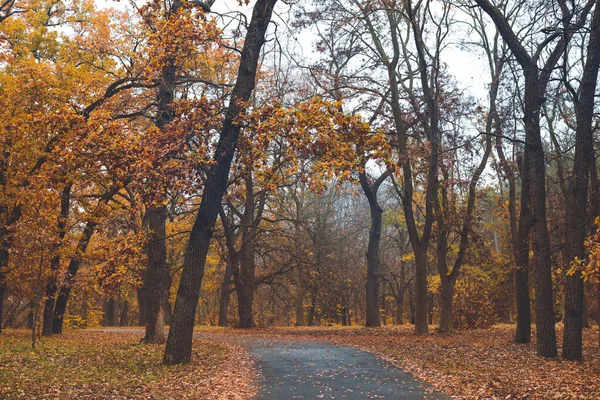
left=194, top=324, right=600, bottom=399
left=0, top=329, right=258, bottom=399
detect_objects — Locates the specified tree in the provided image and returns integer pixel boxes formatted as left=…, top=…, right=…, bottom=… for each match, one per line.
left=473, top=0, right=593, bottom=357
left=163, top=0, right=278, bottom=365
left=563, top=0, right=600, bottom=361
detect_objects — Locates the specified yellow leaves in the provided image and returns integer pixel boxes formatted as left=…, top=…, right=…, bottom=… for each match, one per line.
left=582, top=217, right=600, bottom=282
left=400, top=252, right=415, bottom=262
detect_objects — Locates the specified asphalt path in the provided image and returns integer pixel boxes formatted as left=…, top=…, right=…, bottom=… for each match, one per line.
left=246, top=339, right=449, bottom=400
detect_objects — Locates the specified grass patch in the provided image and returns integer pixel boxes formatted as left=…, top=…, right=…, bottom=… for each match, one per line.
left=0, top=329, right=250, bottom=399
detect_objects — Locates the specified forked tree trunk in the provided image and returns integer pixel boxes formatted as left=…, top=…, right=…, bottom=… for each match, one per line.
left=360, top=171, right=388, bottom=327
left=163, top=0, right=277, bottom=365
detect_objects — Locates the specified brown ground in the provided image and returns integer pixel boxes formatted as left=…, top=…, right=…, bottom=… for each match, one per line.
left=0, top=329, right=257, bottom=399
left=196, top=324, right=600, bottom=399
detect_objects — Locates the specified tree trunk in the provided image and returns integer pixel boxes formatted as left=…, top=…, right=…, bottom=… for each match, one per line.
left=307, top=292, right=317, bottom=326
left=143, top=206, right=168, bottom=344
left=0, top=274, right=4, bottom=334
left=439, top=277, right=456, bottom=333
left=42, top=183, right=71, bottom=336
left=236, top=241, right=256, bottom=328
left=360, top=171, right=386, bottom=327
left=563, top=0, right=600, bottom=361
left=163, top=0, right=277, bottom=365
left=120, top=300, right=129, bottom=327
left=102, top=298, right=119, bottom=327
left=217, top=256, right=234, bottom=327
left=137, top=287, right=147, bottom=326
left=294, top=264, right=304, bottom=326
left=395, top=296, right=403, bottom=324
left=524, top=71, right=557, bottom=358
left=414, top=250, right=429, bottom=334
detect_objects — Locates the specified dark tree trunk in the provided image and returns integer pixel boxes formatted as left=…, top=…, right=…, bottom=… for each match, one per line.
left=120, top=300, right=129, bottom=327
left=236, top=241, right=256, bottom=328
left=0, top=206, right=21, bottom=334
left=294, top=263, right=304, bottom=326
left=163, top=0, right=277, bottom=365
left=359, top=171, right=388, bottom=327
left=414, top=250, right=429, bottom=334
left=102, top=299, right=119, bottom=327
left=341, top=306, right=348, bottom=326
left=525, top=70, right=558, bottom=358
left=307, top=292, right=317, bottom=326
left=235, top=175, right=259, bottom=329
left=472, top=0, right=592, bottom=358
left=143, top=206, right=168, bottom=344
left=0, top=272, right=4, bottom=334
left=563, top=0, right=600, bottom=361
left=27, top=308, right=33, bottom=330
left=43, top=183, right=71, bottom=336
left=439, top=277, right=456, bottom=333
left=137, top=287, right=147, bottom=326
left=497, top=110, right=530, bottom=343
left=217, top=256, right=234, bottom=327
left=395, top=296, right=404, bottom=324
left=408, top=284, right=415, bottom=324
left=162, top=295, right=171, bottom=326
left=583, top=291, right=590, bottom=329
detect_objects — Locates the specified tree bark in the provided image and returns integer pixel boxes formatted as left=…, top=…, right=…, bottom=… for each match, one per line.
left=217, top=255, right=234, bottom=327
left=563, top=0, right=600, bottom=361
left=359, top=171, right=388, bottom=327
left=103, top=298, right=119, bottom=327
left=142, top=206, right=168, bottom=344
left=120, top=300, right=129, bottom=327
left=163, top=0, right=277, bottom=365
left=473, top=0, right=590, bottom=358
left=137, top=287, right=147, bottom=326
left=42, top=183, right=71, bottom=336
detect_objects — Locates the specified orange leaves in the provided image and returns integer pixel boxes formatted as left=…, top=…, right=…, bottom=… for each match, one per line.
left=142, top=0, right=223, bottom=77
left=236, top=97, right=391, bottom=194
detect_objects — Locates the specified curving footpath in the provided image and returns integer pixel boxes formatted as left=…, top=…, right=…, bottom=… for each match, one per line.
left=246, top=339, right=449, bottom=400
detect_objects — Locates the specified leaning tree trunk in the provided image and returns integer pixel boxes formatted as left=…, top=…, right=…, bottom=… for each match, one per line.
left=143, top=206, right=168, bottom=344
left=563, top=0, right=600, bottom=361
left=163, top=0, right=277, bottom=365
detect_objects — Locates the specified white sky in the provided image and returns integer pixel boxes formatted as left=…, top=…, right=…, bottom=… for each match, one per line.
left=95, top=0, right=489, bottom=100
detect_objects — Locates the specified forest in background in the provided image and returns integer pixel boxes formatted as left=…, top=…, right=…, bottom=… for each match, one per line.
left=0, top=0, right=599, bottom=366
